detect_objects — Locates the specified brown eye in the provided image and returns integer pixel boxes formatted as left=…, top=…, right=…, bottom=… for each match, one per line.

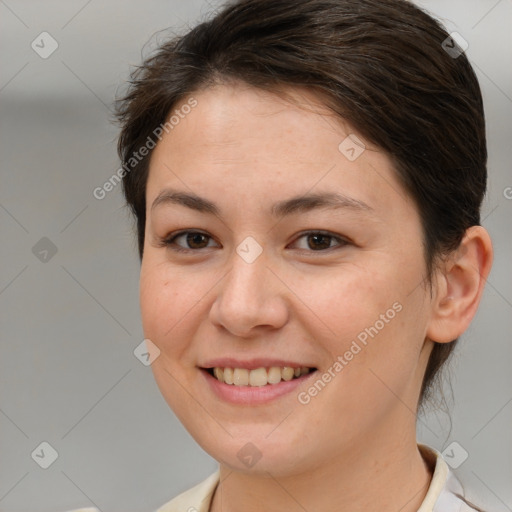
left=307, top=234, right=333, bottom=250
left=185, top=232, right=210, bottom=249
left=164, top=231, right=218, bottom=252
left=291, top=231, right=348, bottom=252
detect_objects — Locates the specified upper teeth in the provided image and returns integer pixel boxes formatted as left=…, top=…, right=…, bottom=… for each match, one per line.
left=212, top=366, right=311, bottom=387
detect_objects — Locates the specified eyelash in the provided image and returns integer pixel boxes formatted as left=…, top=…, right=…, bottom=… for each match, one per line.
left=161, top=230, right=350, bottom=254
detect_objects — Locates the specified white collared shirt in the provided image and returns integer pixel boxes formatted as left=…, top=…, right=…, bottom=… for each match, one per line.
left=66, top=444, right=484, bottom=512
left=155, top=445, right=483, bottom=512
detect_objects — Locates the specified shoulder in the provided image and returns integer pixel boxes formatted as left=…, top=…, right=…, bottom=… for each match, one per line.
left=436, top=470, right=491, bottom=512
left=155, top=470, right=220, bottom=512
left=418, top=444, right=490, bottom=512
left=63, top=509, right=99, bottom=512
left=62, top=471, right=219, bottom=512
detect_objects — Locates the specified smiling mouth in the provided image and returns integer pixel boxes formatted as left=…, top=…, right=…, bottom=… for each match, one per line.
left=204, top=366, right=316, bottom=387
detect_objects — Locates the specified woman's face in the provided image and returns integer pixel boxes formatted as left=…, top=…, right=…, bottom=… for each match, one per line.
left=140, top=83, right=435, bottom=475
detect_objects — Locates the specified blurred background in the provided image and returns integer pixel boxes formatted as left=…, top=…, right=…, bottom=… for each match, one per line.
left=0, top=1, right=510, bottom=511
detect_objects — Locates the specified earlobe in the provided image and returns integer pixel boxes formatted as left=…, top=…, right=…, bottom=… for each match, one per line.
left=426, top=226, right=493, bottom=344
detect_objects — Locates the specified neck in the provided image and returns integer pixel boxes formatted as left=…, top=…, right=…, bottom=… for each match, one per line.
left=210, top=420, right=433, bottom=512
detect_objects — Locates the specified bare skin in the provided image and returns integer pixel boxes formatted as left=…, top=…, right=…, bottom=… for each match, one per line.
left=140, top=82, right=493, bottom=512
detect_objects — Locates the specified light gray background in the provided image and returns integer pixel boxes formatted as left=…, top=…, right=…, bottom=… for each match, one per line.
left=0, top=1, right=510, bottom=511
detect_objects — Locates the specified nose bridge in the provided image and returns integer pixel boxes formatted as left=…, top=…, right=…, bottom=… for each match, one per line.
left=223, top=246, right=270, bottom=308
left=225, top=233, right=268, bottom=296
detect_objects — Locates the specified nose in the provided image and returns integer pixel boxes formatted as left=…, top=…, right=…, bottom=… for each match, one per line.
left=208, top=247, right=289, bottom=338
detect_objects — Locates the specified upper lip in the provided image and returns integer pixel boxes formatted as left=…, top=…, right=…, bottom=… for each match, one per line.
left=200, top=358, right=316, bottom=370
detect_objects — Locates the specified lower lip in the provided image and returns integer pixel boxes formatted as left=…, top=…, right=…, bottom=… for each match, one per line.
left=201, top=368, right=317, bottom=405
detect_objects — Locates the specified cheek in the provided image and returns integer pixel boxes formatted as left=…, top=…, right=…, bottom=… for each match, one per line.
left=295, top=263, right=401, bottom=344
left=139, top=263, right=209, bottom=416
left=296, top=258, right=427, bottom=383
left=139, top=262, right=202, bottom=359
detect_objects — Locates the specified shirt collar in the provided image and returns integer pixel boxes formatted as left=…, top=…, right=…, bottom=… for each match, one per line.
left=156, top=443, right=472, bottom=512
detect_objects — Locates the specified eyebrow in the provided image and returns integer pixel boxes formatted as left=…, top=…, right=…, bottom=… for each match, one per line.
left=151, top=188, right=374, bottom=217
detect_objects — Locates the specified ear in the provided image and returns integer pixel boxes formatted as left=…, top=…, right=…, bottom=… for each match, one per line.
left=426, top=226, right=493, bottom=343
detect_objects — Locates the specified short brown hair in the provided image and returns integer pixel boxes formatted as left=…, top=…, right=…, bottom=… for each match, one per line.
left=115, top=0, right=487, bottom=408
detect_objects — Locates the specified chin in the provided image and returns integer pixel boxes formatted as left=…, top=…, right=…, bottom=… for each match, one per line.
left=185, top=421, right=316, bottom=475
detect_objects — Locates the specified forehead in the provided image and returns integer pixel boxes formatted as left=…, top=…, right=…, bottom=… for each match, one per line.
left=146, top=83, right=413, bottom=219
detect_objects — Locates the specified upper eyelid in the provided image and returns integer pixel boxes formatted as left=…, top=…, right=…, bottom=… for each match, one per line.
left=165, top=229, right=348, bottom=249
left=165, top=230, right=220, bottom=248
left=291, top=231, right=349, bottom=250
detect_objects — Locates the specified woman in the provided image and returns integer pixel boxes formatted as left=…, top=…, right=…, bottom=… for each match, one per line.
left=113, top=0, right=493, bottom=510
